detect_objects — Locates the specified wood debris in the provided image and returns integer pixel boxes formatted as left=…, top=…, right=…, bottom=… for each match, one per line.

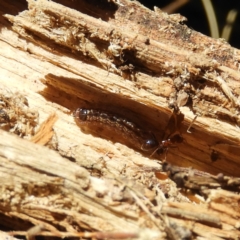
left=0, top=0, right=239, bottom=239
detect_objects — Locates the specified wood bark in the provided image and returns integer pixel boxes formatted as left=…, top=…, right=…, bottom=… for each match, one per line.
left=0, top=0, right=240, bottom=239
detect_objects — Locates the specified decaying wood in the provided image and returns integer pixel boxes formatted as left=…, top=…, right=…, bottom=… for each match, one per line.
left=162, top=162, right=240, bottom=192
left=0, top=0, right=240, bottom=239
left=3, top=0, right=240, bottom=175
left=0, top=130, right=240, bottom=239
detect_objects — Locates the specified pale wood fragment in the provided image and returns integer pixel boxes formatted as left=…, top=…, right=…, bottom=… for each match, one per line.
left=31, top=113, right=58, bottom=145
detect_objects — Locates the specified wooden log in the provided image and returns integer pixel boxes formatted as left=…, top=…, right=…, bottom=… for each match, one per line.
left=0, top=0, right=240, bottom=239
left=3, top=0, right=240, bottom=175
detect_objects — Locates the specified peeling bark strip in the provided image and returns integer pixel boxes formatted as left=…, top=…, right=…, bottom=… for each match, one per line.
left=162, top=162, right=240, bottom=191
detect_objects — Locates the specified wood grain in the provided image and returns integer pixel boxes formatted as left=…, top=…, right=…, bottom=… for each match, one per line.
left=0, top=0, right=240, bottom=239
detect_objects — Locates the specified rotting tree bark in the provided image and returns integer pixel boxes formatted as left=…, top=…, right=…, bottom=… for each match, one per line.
left=0, top=0, right=240, bottom=239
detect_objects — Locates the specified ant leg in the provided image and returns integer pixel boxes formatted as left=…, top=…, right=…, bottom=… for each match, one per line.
left=150, top=147, right=160, bottom=157
left=150, top=143, right=164, bottom=157
left=163, top=148, right=169, bottom=161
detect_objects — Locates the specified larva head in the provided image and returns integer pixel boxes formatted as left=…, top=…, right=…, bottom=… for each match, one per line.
left=73, top=108, right=88, bottom=121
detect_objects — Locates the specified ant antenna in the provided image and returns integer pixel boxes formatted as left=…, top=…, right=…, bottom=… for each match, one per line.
left=187, top=115, right=198, bottom=133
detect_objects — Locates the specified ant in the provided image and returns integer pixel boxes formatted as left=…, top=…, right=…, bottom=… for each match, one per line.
left=141, top=132, right=182, bottom=157
left=140, top=109, right=184, bottom=157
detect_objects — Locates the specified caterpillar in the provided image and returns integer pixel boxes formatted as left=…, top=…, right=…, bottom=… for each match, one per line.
left=73, top=108, right=175, bottom=155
